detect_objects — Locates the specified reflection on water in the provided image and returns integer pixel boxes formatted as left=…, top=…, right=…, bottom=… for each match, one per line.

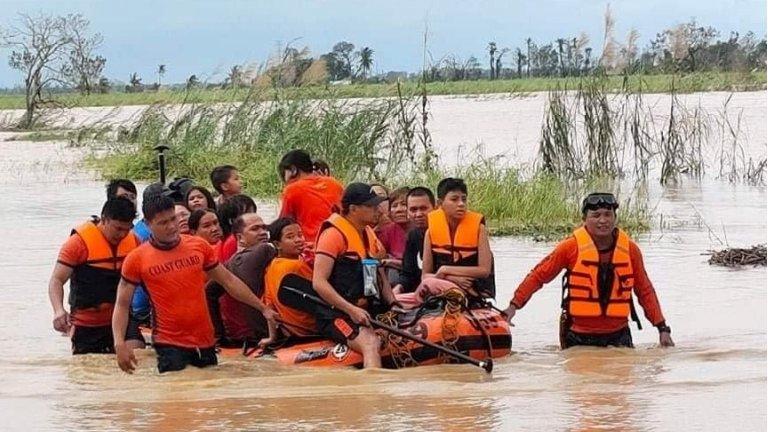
left=0, top=90, right=766, bottom=432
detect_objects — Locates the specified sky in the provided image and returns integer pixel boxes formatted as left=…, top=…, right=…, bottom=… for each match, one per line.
left=0, top=0, right=765, bottom=87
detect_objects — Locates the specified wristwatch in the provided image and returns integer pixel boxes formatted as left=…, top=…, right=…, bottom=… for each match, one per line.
left=656, top=323, right=672, bottom=334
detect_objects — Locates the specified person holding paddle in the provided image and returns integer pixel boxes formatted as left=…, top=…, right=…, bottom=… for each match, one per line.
left=310, top=183, right=397, bottom=369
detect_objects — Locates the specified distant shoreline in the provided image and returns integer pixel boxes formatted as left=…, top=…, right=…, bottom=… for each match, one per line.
left=0, top=71, right=764, bottom=110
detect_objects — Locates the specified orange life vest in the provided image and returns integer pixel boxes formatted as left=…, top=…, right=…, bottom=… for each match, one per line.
left=427, top=208, right=483, bottom=264
left=565, top=226, right=634, bottom=319
left=263, top=258, right=316, bottom=337
left=69, top=220, right=139, bottom=310
left=318, top=214, right=381, bottom=305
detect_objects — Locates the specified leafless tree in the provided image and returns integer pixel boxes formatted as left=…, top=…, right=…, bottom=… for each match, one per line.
left=0, top=13, right=93, bottom=128
left=60, top=15, right=105, bottom=96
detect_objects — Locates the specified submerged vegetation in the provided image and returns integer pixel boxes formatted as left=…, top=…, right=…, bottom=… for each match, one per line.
left=707, top=245, right=767, bottom=267
left=538, top=75, right=766, bottom=186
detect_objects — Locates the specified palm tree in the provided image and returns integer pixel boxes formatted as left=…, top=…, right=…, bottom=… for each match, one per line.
left=358, top=47, right=374, bottom=80
left=487, top=42, right=497, bottom=79
left=226, top=65, right=242, bottom=88
left=525, top=38, right=532, bottom=78
left=157, top=64, right=166, bottom=87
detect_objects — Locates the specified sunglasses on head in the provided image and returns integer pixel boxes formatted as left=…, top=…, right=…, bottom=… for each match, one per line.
left=582, top=193, right=618, bottom=212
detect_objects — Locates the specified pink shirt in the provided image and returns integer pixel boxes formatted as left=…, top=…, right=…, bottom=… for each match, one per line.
left=376, top=222, right=408, bottom=259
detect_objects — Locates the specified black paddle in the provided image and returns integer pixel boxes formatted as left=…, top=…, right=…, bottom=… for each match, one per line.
left=283, top=286, right=493, bottom=373
left=154, top=145, right=169, bottom=184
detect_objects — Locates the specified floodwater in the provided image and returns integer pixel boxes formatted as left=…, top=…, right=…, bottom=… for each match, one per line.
left=0, top=91, right=765, bottom=431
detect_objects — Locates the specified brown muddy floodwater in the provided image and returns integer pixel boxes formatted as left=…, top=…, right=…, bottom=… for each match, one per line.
left=0, top=92, right=765, bottom=431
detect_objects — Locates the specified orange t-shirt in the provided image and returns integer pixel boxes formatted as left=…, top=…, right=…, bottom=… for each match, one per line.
left=511, top=235, right=665, bottom=334
left=57, top=232, right=138, bottom=327
left=121, top=235, right=219, bottom=348
left=263, top=258, right=316, bottom=337
left=280, top=176, right=344, bottom=244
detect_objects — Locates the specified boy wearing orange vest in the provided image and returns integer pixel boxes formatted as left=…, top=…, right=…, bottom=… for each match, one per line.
left=419, top=178, right=494, bottom=301
left=503, top=193, right=675, bottom=349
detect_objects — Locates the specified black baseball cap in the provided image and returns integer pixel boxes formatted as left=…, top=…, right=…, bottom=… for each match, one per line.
left=342, top=182, right=388, bottom=207
left=142, top=182, right=173, bottom=202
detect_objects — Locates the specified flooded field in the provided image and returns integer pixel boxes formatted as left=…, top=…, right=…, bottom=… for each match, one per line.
left=0, top=91, right=764, bottom=431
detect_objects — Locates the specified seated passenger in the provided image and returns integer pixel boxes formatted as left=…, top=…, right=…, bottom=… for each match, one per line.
left=217, top=194, right=257, bottom=264
left=411, top=178, right=495, bottom=307
left=262, top=218, right=316, bottom=339
left=395, top=186, right=436, bottom=294
left=189, top=208, right=223, bottom=258
left=376, top=187, right=410, bottom=285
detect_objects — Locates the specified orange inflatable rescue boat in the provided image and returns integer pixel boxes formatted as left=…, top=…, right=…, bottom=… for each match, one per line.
left=143, top=298, right=512, bottom=370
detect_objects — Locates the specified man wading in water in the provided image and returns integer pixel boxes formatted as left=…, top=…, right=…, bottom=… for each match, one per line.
left=503, top=193, right=675, bottom=349
left=112, top=195, right=280, bottom=373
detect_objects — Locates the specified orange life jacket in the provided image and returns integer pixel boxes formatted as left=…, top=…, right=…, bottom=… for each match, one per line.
left=318, top=213, right=380, bottom=306
left=427, top=208, right=483, bottom=264
left=565, top=226, right=634, bottom=319
left=264, top=258, right=316, bottom=337
left=69, top=220, right=139, bottom=310
left=427, top=209, right=495, bottom=297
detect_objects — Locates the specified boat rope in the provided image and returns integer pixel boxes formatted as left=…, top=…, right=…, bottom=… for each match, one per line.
left=439, top=288, right=467, bottom=364
left=377, top=310, right=418, bottom=369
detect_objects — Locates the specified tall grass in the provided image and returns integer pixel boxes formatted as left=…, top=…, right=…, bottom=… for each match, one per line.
left=86, top=86, right=651, bottom=239
left=538, top=75, right=762, bottom=186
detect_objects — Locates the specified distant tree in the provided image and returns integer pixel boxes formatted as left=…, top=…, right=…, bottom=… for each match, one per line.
left=186, top=74, right=199, bottom=90
left=300, top=58, right=329, bottom=85
left=126, top=72, right=143, bottom=93
left=515, top=48, right=525, bottom=77
left=96, top=76, right=110, bottom=93
left=60, top=15, right=105, bottom=95
left=357, top=46, right=374, bottom=80
left=331, top=41, right=355, bottom=80
left=526, top=38, right=532, bottom=77
left=0, top=13, right=98, bottom=128
left=157, top=64, right=166, bottom=87
left=556, top=38, right=566, bottom=76
left=496, top=48, right=509, bottom=79
left=487, top=42, right=497, bottom=79
left=225, top=65, right=243, bottom=88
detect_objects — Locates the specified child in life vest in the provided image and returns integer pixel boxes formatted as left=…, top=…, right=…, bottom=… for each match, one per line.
left=397, top=178, right=494, bottom=308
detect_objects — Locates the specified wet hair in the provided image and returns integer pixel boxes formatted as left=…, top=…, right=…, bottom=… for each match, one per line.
left=101, top=198, right=136, bottom=223
left=142, top=194, right=175, bottom=222
left=185, top=186, right=216, bottom=211
left=106, top=179, right=137, bottom=200
left=232, top=212, right=259, bottom=235
left=313, top=159, right=331, bottom=176
left=389, top=187, right=410, bottom=205
left=217, top=194, right=257, bottom=236
left=278, top=149, right=315, bottom=175
left=406, top=186, right=436, bottom=206
left=210, top=165, right=238, bottom=194
left=188, top=208, right=217, bottom=232
left=268, top=217, right=298, bottom=242
left=436, top=178, right=468, bottom=199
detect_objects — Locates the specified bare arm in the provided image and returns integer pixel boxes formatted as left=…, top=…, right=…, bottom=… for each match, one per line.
left=112, top=278, right=136, bottom=347
left=208, top=264, right=279, bottom=342
left=48, top=263, right=73, bottom=333
left=421, top=231, right=435, bottom=279
left=113, top=278, right=138, bottom=373
left=435, top=225, right=493, bottom=279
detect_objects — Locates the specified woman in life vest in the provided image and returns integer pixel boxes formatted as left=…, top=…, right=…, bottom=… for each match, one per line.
left=503, top=193, right=675, bottom=349
left=262, top=218, right=318, bottom=339
left=414, top=178, right=493, bottom=307
left=311, top=183, right=397, bottom=369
